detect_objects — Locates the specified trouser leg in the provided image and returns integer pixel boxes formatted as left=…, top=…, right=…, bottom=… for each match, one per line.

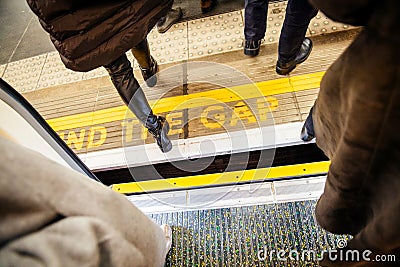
left=278, top=0, right=318, bottom=62
left=304, top=105, right=315, bottom=135
left=131, top=39, right=152, bottom=69
left=244, top=0, right=269, bottom=41
left=104, top=54, right=156, bottom=126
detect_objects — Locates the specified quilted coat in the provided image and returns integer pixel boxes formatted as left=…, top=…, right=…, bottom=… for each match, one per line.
left=27, top=0, right=173, bottom=71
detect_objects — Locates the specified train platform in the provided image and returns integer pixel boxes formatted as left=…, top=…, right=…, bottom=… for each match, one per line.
left=1, top=1, right=358, bottom=170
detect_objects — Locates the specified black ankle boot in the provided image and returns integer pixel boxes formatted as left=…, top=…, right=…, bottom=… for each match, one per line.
left=140, top=56, right=158, bottom=87
left=146, top=116, right=172, bottom=153
left=244, top=40, right=261, bottom=57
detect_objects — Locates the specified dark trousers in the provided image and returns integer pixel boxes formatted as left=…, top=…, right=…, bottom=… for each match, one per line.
left=244, top=0, right=317, bottom=61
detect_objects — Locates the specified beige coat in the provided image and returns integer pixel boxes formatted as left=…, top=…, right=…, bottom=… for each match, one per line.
left=309, top=0, right=400, bottom=265
left=0, top=136, right=167, bottom=267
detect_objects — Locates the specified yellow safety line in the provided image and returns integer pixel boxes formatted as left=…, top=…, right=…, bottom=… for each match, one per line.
left=47, top=71, right=324, bottom=131
left=111, top=161, right=330, bottom=194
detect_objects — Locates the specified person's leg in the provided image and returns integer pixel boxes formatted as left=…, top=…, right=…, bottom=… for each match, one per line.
left=276, top=0, right=318, bottom=75
left=244, top=0, right=268, bottom=56
left=278, top=0, right=317, bottom=62
left=104, top=54, right=153, bottom=123
left=104, top=55, right=172, bottom=152
left=131, top=39, right=158, bottom=87
left=131, top=39, right=152, bottom=69
left=244, top=0, right=268, bottom=42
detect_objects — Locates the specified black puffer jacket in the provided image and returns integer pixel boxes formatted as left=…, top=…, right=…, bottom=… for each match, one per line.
left=27, top=0, right=173, bottom=71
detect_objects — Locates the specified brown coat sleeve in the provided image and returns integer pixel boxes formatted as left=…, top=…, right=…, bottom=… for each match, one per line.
left=0, top=136, right=167, bottom=267
left=311, top=0, right=400, bottom=265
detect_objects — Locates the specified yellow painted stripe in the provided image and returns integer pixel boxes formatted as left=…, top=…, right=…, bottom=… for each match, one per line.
left=47, top=71, right=324, bottom=131
left=111, top=161, right=330, bottom=194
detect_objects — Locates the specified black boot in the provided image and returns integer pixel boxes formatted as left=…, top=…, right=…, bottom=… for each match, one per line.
left=146, top=116, right=172, bottom=153
left=300, top=106, right=315, bottom=142
left=244, top=40, right=261, bottom=57
left=131, top=40, right=158, bottom=87
left=139, top=56, right=158, bottom=88
left=105, top=55, right=172, bottom=152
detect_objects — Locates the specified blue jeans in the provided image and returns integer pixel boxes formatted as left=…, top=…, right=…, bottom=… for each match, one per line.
left=244, top=0, right=317, bottom=61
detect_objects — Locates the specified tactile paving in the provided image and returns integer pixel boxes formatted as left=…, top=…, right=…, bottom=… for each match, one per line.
left=265, top=1, right=286, bottom=44
left=188, top=11, right=244, bottom=59
left=309, top=12, right=355, bottom=36
left=148, top=21, right=189, bottom=64
left=37, top=52, right=83, bottom=89
left=2, top=54, right=46, bottom=93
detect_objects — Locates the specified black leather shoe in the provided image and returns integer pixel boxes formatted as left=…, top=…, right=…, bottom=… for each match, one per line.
left=157, top=8, right=183, bottom=34
left=147, top=116, right=172, bottom=153
left=244, top=40, right=261, bottom=57
left=276, top=37, right=313, bottom=75
left=300, top=123, right=315, bottom=142
left=300, top=108, right=315, bottom=141
left=140, top=56, right=158, bottom=87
